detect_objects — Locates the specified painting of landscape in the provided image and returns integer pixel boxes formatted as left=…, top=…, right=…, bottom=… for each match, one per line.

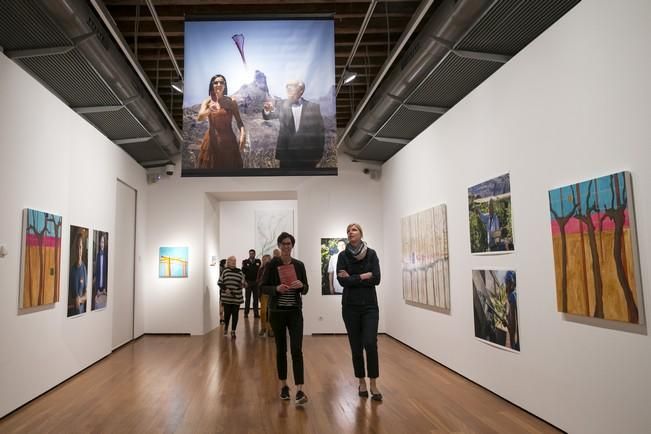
left=20, top=208, right=62, bottom=309
left=549, top=171, right=643, bottom=323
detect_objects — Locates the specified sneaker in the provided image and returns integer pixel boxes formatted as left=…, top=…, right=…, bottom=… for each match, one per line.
left=231, top=330, right=236, bottom=339
left=280, top=386, right=290, bottom=400
left=295, top=390, right=308, bottom=406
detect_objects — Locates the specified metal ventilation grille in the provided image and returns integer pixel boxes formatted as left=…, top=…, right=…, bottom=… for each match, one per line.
left=406, top=53, right=503, bottom=108
left=82, top=108, right=150, bottom=141
left=377, top=106, right=442, bottom=140
left=356, top=138, right=405, bottom=162
left=0, top=1, right=70, bottom=50
left=120, top=139, right=170, bottom=162
left=19, top=50, right=122, bottom=107
left=456, top=0, right=581, bottom=55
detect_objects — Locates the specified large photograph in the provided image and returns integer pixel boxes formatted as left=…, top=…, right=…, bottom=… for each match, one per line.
left=20, top=209, right=62, bottom=309
left=67, top=225, right=89, bottom=317
left=321, top=238, right=346, bottom=295
left=182, top=19, right=336, bottom=176
left=401, top=205, right=450, bottom=311
left=468, top=173, right=515, bottom=254
left=549, top=171, right=644, bottom=323
left=472, top=269, right=519, bottom=351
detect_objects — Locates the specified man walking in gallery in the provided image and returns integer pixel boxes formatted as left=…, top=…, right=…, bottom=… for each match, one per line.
left=242, top=249, right=261, bottom=318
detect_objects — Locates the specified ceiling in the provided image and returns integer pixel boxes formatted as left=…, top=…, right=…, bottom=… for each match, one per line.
left=0, top=0, right=581, bottom=166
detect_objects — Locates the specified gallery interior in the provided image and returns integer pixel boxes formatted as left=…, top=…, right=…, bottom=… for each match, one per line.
left=0, top=0, right=649, bottom=433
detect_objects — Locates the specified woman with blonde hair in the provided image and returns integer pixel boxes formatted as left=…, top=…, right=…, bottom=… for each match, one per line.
left=337, top=223, right=383, bottom=400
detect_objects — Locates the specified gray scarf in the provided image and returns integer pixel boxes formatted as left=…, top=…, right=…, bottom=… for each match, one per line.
left=347, top=241, right=368, bottom=261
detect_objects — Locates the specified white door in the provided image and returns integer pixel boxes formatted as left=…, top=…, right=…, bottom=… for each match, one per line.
left=112, top=180, right=136, bottom=349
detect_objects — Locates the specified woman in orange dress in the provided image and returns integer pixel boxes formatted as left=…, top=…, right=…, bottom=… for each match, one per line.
left=197, top=74, right=246, bottom=169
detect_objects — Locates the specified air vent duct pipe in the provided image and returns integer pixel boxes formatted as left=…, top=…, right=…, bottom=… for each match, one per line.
left=342, top=0, right=492, bottom=154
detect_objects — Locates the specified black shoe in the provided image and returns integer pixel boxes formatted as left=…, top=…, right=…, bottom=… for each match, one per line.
left=254, top=315, right=260, bottom=319
left=371, top=391, right=383, bottom=401
left=295, top=390, right=308, bottom=406
left=280, top=386, right=290, bottom=400
left=358, top=386, right=369, bottom=398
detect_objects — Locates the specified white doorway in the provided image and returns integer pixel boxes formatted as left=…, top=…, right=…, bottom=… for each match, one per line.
left=112, top=179, right=137, bottom=349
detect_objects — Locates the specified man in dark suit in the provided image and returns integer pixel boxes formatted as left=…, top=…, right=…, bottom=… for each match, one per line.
left=263, top=80, right=325, bottom=169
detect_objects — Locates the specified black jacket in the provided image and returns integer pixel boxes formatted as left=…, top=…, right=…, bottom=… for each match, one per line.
left=336, top=248, right=381, bottom=306
left=260, top=257, right=309, bottom=311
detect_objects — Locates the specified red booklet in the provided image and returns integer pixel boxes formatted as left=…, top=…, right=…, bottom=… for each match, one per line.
left=278, top=264, right=297, bottom=285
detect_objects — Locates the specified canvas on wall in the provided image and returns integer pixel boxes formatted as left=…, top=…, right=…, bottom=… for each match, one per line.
left=182, top=19, right=336, bottom=177
left=549, top=171, right=644, bottom=324
left=20, top=208, right=62, bottom=309
left=472, top=269, right=519, bottom=351
left=255, top=209, right=294, bottom=256
left=321, top=238, right=346, bottom=295
left=91, top=230, right=109, bottom=310
left=401, top=204, right=450, bottom=311
left=159, top=246, right=189, bottom=278
left=468, top=173, right=515, bottom=254
left=67, top=225, right=89, bottom=317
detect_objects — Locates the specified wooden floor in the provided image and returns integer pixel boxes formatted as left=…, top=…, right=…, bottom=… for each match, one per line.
left=0, top=315, right=560, bottom=434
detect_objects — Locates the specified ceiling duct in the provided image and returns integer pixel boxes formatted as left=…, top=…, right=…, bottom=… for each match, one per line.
left=342, top=0, right=494, bottom=157
left=0, top=0, right=181, bottom=165
left=341, top=0, right=580, bottom=162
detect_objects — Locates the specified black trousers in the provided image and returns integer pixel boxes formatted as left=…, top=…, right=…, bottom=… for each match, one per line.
left=270, top=308, right=304, bottom=384
left=223, top=303, right=240, bottom=331
left=342, top=304, right=379, bottom=378
left=244, top=281, right=259, bottom=316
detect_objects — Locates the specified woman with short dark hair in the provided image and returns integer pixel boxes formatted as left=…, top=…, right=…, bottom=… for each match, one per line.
left=261, top=232, right=309, bottom=405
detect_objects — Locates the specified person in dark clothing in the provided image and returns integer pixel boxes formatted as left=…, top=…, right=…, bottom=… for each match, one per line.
left=337, top=223, right=383, bottom=401
left=242, top=249, right=261, bottom=318
left=260, top=232, right=309, bottom=406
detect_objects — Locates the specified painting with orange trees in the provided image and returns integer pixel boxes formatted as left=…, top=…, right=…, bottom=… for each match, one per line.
left=159, top=246, right=189, bottom=278
left=548, top=171, right=644, bottom=324
left=20, top=208, right=63, bottom=309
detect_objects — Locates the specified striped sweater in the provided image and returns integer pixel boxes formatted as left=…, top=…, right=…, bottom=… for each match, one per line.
left=218, top=267, right=245, bottom=305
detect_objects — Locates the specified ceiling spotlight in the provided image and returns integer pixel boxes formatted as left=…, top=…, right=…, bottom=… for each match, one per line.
left=171, top=80, right=184, bottom=93
left=342, top=69, right=357, bottom=85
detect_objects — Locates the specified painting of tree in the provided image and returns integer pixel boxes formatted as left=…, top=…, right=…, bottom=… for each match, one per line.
left=20, top=208, right=63, bottom=309
left=548, top=171, right=644, bottom=323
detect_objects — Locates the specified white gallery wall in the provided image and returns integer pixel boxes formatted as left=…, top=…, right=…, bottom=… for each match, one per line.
left=380, top=0, right=651, bottom=433
left=0, top=53, right=148, bottom=417
left=144, top=154, right=383, bottom=336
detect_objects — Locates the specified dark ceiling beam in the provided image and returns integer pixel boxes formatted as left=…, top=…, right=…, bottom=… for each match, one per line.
left=105, top=0, right=416, bottom=5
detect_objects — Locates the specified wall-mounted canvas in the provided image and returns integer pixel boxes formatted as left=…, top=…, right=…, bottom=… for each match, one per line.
left=549, top=171, right=644, bottom=323
left=67, top=225, right=89, bottom=317
left=472, top=269, right=519, bottom=351
left=91, top=230, right=109, bottom=310
left=255, top=209, right=293, bottom=256
left=159, top=246, right=189, bottom=278
left=468, top=173, right=514, bottom=254
left=401, top=204, right=450, bottom=311
left=321, top=238, right=346, bottom=295
left=20, top=209, right=63, bottom=309
left=182, top=18, right=336, bottom=177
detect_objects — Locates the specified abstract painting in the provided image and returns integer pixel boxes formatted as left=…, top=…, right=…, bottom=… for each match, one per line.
left=401, top=204, right=450, bottom=311
left=20, top=208, right=62, bottom=309
left=159, top=246, right=189, bottom=278
left=320, top=238, right=346, bottom=295
left=468, top=174, right=515, bottom=254
left=92, top=230, right=109, bottom=310
left=255, top=209, right=293, bottom=256
left=472, top=269, right=519, bottom=351
left=549, top=171, right=644, bottom=323
left=67, top=225, right=89, bottom=317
